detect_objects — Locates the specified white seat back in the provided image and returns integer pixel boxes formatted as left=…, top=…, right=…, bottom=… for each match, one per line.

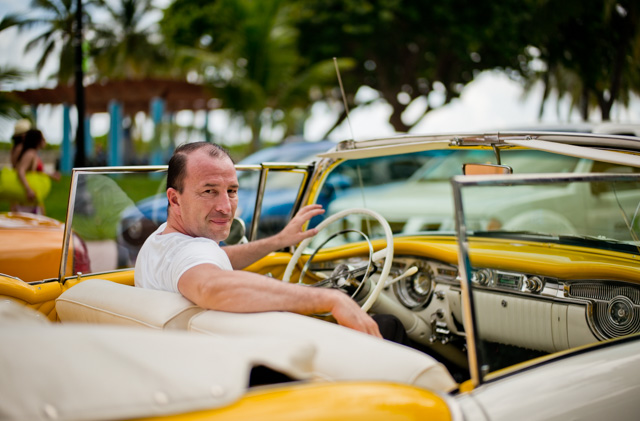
left=56, top=279, right=203, bottom=330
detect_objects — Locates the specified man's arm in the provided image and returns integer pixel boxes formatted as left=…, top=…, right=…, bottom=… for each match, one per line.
left=178, top=262, right=382, bottom=338
left=223, top=204, right=325, bottom=269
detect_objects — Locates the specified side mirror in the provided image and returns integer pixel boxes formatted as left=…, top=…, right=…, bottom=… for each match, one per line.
left=463, top=163, right=512, bottom=175
left=224, top=217, right=248, bottom=245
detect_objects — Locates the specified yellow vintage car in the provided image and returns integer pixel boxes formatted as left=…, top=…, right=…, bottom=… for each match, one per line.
left=0, top=212, right=91, bottom=282
left=2, top=131, right=640, bottom=420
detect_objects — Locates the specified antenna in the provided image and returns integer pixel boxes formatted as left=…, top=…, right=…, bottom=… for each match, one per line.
left=333, top=57, right=355, bottom=141
left=333, top=58, right=371, bottom=234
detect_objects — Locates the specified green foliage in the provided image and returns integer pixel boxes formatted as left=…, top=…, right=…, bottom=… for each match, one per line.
left=160, top=0, right=344, bottom=151
left=0, top=67, right=29, bottom=122
left=90, top=0, right=176, bottom=79
left=294, top=0, right=536, bottom=132
left=0, top=0, right=98, bottom=84
left=522, top=0, right=640, bottom=120
left=1, top=0, right=638, bottom=150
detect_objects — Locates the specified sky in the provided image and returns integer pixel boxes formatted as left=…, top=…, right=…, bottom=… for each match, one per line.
left=1, top=0, right=639, bottom=145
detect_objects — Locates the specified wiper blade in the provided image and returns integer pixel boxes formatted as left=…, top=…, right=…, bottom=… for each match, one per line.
left=471, top=230, right=639, bottom=253
left=471, top=230, right=558, bottom=239
left=559, top=234, right=627, bottom=244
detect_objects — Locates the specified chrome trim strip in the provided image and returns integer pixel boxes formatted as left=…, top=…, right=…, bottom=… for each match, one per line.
left=58, top=170, right=79, bottom=281
left=251, top=166, right=269, bottom=241
left=320, top=132, right=640, bottom=160
left=505, top=138, right=640, bottom=167
left=451, top=176, right=483, bottom=386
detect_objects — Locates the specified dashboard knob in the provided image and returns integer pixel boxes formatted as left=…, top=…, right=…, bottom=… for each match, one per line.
left=475, top=269, right=492, bottom=286
left=525, top=276, right=544, bottom=293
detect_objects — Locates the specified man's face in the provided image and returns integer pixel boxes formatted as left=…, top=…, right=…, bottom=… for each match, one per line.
left=172, top=150, right=239, bottom=242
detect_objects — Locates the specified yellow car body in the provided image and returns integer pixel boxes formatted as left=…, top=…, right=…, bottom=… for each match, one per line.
left=0, top=212, right=90, bottom=283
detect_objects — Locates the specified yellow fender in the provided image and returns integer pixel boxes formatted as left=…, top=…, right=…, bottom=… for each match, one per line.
left=0, top=167, right=51, bottom=203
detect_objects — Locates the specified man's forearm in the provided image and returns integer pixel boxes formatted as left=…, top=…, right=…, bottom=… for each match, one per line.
left=178, top=264, right=382, bottom=337
left=222, top=235, right=285, bottom=269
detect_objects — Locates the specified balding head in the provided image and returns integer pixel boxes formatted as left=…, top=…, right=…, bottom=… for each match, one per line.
left=167, top=142, right=233, bottom=193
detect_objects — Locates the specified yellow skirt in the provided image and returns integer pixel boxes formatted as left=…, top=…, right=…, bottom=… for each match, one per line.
left=0, top=167, right=51, bottom=203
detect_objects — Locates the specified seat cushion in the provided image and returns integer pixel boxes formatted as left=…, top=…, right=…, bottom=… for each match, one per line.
left=189, top=310, right=457, bottom=392
left=56, top=279, right=203, bottom=330
left=1, top=322, right=315, bottom=421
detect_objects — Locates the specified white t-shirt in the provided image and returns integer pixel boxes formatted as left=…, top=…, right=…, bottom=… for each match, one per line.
left=134, top=222, right=233, bottom=293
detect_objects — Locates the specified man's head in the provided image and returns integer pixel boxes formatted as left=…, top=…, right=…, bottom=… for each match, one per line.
left=166, top=142, right=238, bottom=242
left=167, top=142, right=233, bottom=193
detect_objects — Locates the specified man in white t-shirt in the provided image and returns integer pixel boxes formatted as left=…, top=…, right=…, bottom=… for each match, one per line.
left=135, top=141, right=382, bottom=338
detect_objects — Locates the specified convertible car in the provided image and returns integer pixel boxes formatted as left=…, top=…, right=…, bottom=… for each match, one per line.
left=2, top=131, right=640, bottom=420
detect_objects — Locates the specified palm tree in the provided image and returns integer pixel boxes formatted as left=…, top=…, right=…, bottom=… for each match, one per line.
left=161, top=0, right=344, bottom=152
left=0, top=67, right=28, bottom=122
left=0, top=0, right=96, bottom=85
left=89, top=0, right=174, bottom=80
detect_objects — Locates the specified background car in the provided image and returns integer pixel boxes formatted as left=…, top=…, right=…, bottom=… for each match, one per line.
left=0, top=212, right=90, bottom=282
left=327, top=147, right=640, bottom=236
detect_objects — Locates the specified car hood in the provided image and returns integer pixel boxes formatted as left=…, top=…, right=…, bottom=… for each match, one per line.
left=0, top=212, right=64, bottom=230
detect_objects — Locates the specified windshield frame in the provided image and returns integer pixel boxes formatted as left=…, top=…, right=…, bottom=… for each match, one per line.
left=451, top=171, right=640, bottom=387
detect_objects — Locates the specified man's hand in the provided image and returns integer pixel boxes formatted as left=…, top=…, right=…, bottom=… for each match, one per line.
left=328, top=290, right=383, bottom=338
left=274, top=204, right=325, bottom=249
left=223, top=205, right=325, bottom=269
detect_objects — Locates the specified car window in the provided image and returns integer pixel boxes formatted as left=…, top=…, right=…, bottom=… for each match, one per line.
left=453, top=173, right=640, bottom=384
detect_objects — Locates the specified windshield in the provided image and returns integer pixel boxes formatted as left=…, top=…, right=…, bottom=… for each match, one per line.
left=63, top=164, right=313, bottom=276
left=313, top=148, right=640, bottom=251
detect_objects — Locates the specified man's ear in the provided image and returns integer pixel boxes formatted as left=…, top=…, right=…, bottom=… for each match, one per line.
left=167, top=188, right=181, bottom=214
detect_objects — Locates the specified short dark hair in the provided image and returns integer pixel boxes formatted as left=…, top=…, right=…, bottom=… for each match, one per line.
left=167, top=142, right=233, bottom=193
left=17, top=129, right=44, bottom=162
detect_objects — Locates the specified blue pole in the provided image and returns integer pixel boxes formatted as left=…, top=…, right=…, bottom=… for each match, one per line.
left=108, top=100, right=123, bottom=166
left=150, top=97, right=165, bottom=165
left=61, top=104, right=72, bottom=174
left=85, top=115, right=94, bottom=160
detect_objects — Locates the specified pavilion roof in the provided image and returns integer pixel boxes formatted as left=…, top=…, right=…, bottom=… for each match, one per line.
left=11, top=78, right=218, bottom=115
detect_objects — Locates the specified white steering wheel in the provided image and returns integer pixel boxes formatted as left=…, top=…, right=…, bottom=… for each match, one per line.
left=282, top=208, right=394, bottom=312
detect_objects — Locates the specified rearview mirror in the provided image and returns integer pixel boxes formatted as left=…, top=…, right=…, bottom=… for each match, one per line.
left=463, top=163, right=512, bottom=175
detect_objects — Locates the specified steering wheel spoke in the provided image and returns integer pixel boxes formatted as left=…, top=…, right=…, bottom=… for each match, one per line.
left=282, top=208, right=394, bottom=312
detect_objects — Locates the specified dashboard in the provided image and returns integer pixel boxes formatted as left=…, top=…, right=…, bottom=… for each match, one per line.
left=305, top=252, right=640, bottom=359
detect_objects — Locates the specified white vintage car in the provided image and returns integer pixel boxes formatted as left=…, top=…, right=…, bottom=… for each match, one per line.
left=1, top=131, right=640, bottom=420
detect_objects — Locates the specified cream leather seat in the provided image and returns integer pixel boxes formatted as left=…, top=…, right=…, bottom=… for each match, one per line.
left=56, top=278, right=203, bottom=330
left=56, top=278, right=457, bottom=392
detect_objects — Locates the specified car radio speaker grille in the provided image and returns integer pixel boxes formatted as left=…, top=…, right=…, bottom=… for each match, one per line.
left=568, top=282, right=640, bottom=339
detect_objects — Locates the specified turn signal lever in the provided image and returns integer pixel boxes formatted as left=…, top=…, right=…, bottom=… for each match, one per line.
left=384, top=266, right=418, bottom=288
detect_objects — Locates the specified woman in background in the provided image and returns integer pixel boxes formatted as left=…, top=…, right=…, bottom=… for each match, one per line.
left=10, top=118, right=31, bottom=167
left=11, top=129, right=60, bottom=214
